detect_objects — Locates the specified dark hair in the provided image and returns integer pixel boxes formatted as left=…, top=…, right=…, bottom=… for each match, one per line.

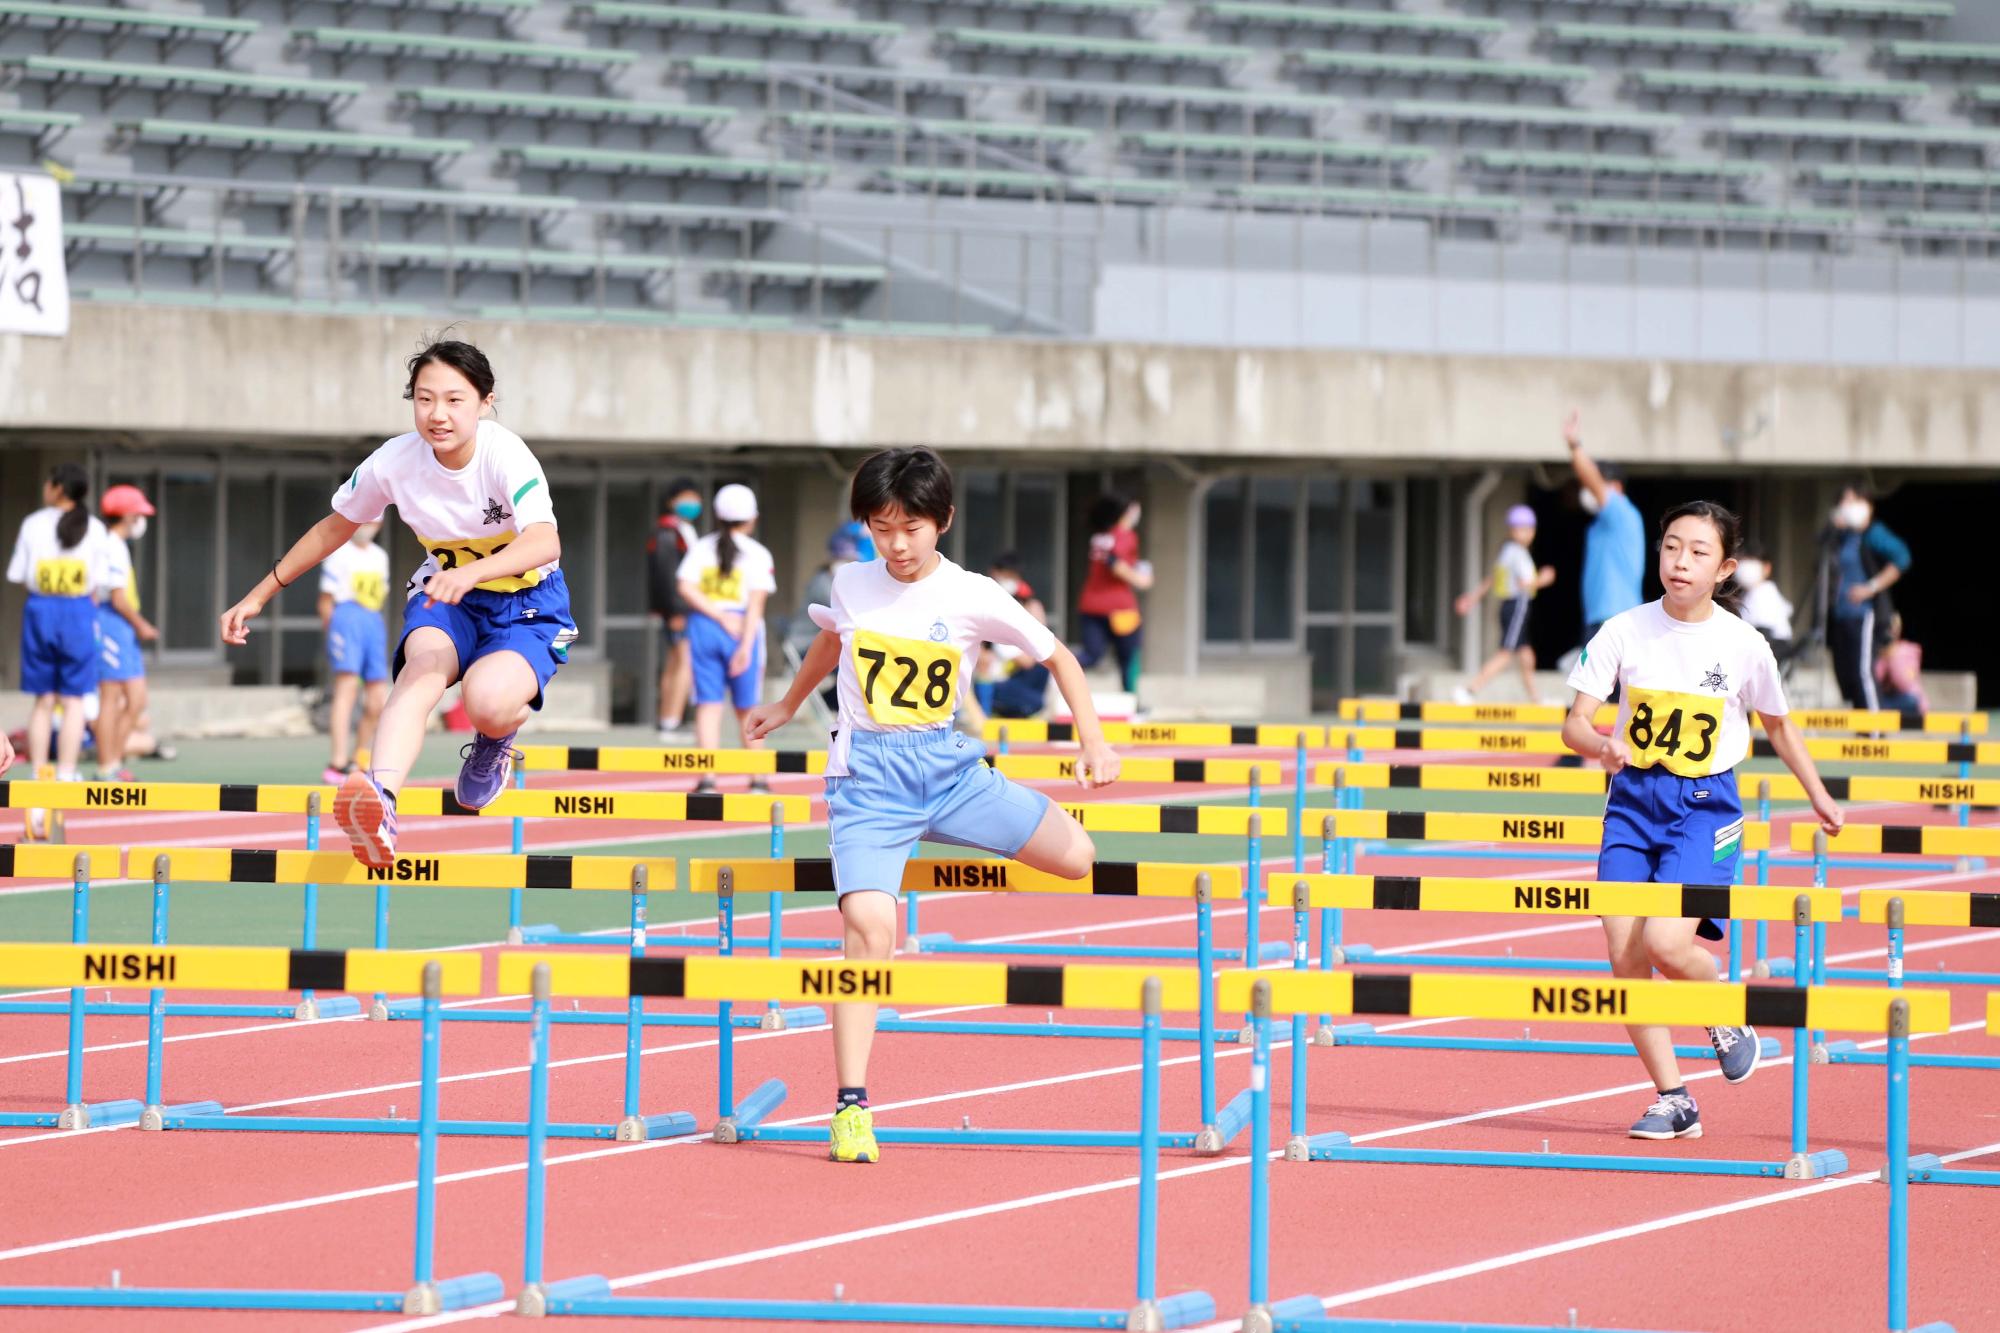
left=1596, top=461, right=1625, bottom=485
left=48, top=463, right=89, bottom=549
left=849, top=447, right=954, bottom=528
left=991, top=550, right=1024, bottom=575
left=1659, top=500, right=1743, bottom=614
left=660, top=478, right=699, bottom=514
left=1839, top=478, right=1873, bottom=503
left=1089, top=494, right=1131, bottom=535
left=1739, top=540, right=1767, bottom=563
left=402, top=333, right=496, bottom=402
left=717, top=525, right=737, bottom=578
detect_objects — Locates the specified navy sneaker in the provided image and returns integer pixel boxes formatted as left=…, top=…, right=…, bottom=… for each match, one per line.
left=1629, top=1092, right=1701, bottom=1140
left=1708, top=1024, right=1761, bottom=1083
left=455, top=732, right=519, bottom=811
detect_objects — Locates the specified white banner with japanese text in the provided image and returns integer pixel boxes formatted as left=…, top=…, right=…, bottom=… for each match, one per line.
left=0, top=172, right=68, bottom=337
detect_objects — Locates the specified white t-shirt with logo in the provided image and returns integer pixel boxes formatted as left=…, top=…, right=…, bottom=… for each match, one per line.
left=810, top=556, right=1059, bottom=776
left=7, top=507, right=110, bottom=600
left=319, top=540, right=393, bottom=613
left=1494, top=541, right=1538, bottom=601
left=677, top=531, right=777, bottom=615
left=1567, top=600, right=1787, bottom=779
left=331, top=419, right=558, bottom=597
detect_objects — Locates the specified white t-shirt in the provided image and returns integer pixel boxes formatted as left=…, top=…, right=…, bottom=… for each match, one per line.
left=319, top=540, right=392, bottom=613
left=331, top=419, right=558, bottom=597
left=1567, top=600, right=1788, bottom=779
left=677, top=531, right=776, bottom=615
left=1739, top=582, right=1794, bottom=642
left=1494, top=541, right=1537, bottom=601
left=7, top=507, right=109, bottom=600
left=810, top=556, right=1059, bottom=775
left=94, top=531, right=137, bottom=610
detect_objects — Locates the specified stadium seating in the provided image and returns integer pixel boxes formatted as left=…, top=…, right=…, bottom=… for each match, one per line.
left=1287, top=52, right=1590, bottom=104
left=0, top=3, right=255, bottom=63
left=937, top=28, right=1251, bottom=85
left=1545, top=22, right=1842, bottom=74
left=7, top=56, right=364, bottom=128
left=573, top=4, right=902, bottom=65
left=1198, top=4, right=1503, bottom=57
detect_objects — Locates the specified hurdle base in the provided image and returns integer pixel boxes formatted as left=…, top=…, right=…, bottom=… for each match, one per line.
left=1210, top=1088, right=1254, bottom=1151
left=616, top=1111, right=700, bottom=1143
left=1130, top=1292, right=1218, bottom=1331
left=1307, top=1134, right=1811, bottom=1178
left=58, top=1098, right=144, bottom=1131
left=295, top=995, right=363, bottom=1021
left=0, top=1287, right=406, bottom=1311
left=520, top=1277, right=614, bottom=1318
left=141, top=1100, right=223, bottom=1132
left=403, top=1273, right=506, bottom=1315
left=1821, top=1040, right=2000, bottom=1071
left=368, top=998, right=390, bottom=1022
left=877, top=1015, right=1210, bottom=1043
left=715, top=1077, right=788, bottom=1144
left=1326, top=1023, right=1781, bottom=1063
left=741, top=1124, right=1199, bottom=1150
left=1785, top=1149, right=1848, bottom=1180
left=1234, top=1020, right=1284, bottom=1047
left=1908, top=1153, right=2000, bottom=1187
left=547, top=1292, right=1216, bottom=1325
left=1238, top=1306, right=1274, bottom=1333
left=909, top=931, right=1231, bottom=963
left=1258, top=1295, right=1328, bottom=1331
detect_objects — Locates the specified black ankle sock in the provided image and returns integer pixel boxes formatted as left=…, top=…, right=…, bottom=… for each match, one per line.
left=1658, top=1085, right=1688, bottom=1098
left=837, top=1086, right=868, bottom=1111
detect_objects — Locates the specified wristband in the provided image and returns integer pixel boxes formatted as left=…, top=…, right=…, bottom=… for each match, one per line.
left=271, top=562, right=289, bottom=589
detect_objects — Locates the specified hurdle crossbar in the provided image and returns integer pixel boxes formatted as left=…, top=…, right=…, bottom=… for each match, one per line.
left=1337, top=697, right=1988, bottom=736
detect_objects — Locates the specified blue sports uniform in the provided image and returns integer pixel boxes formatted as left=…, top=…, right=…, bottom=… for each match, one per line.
left=95, top=531, right=145, bottom=684
left=678, top=530, right=776, bottom=712
left=320, top=540, right=394, bottom=684
left=10, top=507, right=108, bottom=698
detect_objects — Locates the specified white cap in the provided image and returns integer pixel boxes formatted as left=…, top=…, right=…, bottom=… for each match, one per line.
left=713, top=483, right=758, bottom=523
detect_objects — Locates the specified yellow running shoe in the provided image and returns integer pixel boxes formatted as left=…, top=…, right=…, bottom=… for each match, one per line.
left=829, top=1103, right=878, bottom=1164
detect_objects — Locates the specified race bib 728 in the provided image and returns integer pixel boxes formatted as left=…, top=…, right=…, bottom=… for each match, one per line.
left=34, top=558, right=88, bottom=597
left=851, top=629, right=958, bottom=726
left=1623, top=687, right=1724, bottom=779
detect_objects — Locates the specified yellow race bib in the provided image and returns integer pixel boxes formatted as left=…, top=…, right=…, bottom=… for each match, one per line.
left=852, top=629, right=959, bottom=726
left=700, top=568, right=745, bottom=605
left=124, top=570, right=141, bottom=614
left=350, top=569, right=387, bottom=613
left=417, top=530, right=540, bottom=593
left=34, top=558, right=88, bottom=598
left=1623, top=687, right=1725, bottom=779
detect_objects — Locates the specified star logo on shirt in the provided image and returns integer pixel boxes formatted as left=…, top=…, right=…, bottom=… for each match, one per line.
left=928, top=620, right=949, bottom=643
left=483, top=497, right=511, bottom=526
left=1700, top=664, right=1728, bottom=691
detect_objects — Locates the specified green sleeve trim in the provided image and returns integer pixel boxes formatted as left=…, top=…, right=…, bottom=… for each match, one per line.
left=512, top=476, right=542, bottom=504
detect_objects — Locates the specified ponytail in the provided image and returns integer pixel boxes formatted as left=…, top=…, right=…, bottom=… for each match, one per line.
left=718, top=526, right=739, bottom=578
left=49, top=463, right=89, bottom=550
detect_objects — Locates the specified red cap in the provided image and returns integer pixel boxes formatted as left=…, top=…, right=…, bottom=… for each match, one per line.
left=101, top=484, right=155, bottom=518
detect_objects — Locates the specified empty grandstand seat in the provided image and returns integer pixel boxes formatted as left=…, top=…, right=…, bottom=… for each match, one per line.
left=1286, top=52, right=1590, bottom=106
left=1801, top=162, right=2000, bottom=209
left=1032, top=79, right=1338, bottom=135
left=1626, top=68, right=1925, bottom=119
left=1119, top=130, right=1430, bottom=185
left=498, top=142, right=825, bottom=205
left=1713, top=115, right=2000, bottom=168
left=0, top=3, right=255, bottom=64
left=7, top=56, right=364, bottom=129
left=847, top=0, right=1157, bottom=39
left=1377, top=100, right=1682, bottom=154
left=1460, top=0, right=1745, bottom=24
left=288, top=26, right=635, bottom=91
left=572, top=3, right=901, bottom=65
left=936, top=28, right=1251, bottom=87
left=1461, top=148, right=1766, bottom=199
left=671, top=55, right=971, bottom=118
left=1791, top=0, right=1951, bottom=37
left=0, top=105, right=77, bottom=160
left=245, top=0, right=529, bottom=39
left=1544, top=22, right=1839, bottom=74
left=772, top=111, right=1092, bottom=167
left=1198, top=4, right=1502, bottom=58
left=396, top=87, right=733, bottom=152
left=113, top=119, right=473, bottom=187
left=1556, top=196, right=1856, bottom=234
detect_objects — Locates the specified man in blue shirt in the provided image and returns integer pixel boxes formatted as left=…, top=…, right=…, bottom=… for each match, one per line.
left=1817, top=482, right=1911, bottom=710
left=1565, top=409, right=1645, bottom=643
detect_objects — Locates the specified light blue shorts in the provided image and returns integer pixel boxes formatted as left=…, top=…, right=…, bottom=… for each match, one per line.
left=825, top=728, right=1053, bottom=899
left=97, top=606, right=144, bottom=683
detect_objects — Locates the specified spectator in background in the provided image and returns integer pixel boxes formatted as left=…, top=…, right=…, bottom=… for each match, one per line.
left=974, top=552, right=1053, bottom=721
left=677, top=483, right=775, bottom=792
left=1874, top=614, right=1928, bottom=730
left=787, top=523, right=868, bottom=718
left=317, top=521, right=390, bottom=786
left=648, top=479, right=702, bottom=742
left=1075, top=494, right=1151, bottom=695
left=1734, top=543, right=1794, bottom=650
left=1564, top=410, right=1646, bottom=650
left=94, top=484, right=160, bottom=783
left=1816, top=482, right=1911, bottom=711
left=1454, top=504, right=1556, bottom=703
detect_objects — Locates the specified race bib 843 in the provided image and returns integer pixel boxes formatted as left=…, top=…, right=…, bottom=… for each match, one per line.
left=851, top=629, right=958, bottom=726
left=1623, top=686, right=1724, bottom=779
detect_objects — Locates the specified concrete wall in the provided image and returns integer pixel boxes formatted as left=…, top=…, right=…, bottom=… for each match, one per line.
left=8, top=304, right=2000, bottom=469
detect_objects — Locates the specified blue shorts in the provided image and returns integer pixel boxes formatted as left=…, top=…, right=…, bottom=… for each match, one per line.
left=687, top=610, right=763, bottom=710
left=97, top=606, right=144, bottom=683
left=826, top=727, right=1053, bottom=899
left=397, top=569, right=575, bottom=711
left=328, top=601, right=390, bottom=683
left=1599, top=765, right=1745, bottom=891
left=20, top=595, right=99, bottom=697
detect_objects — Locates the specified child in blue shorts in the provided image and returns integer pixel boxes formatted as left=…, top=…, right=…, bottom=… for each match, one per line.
left=93, top=484, right=160, bottom=782
left=748, top=446, right=1121, bottom=1164
left=8, top=463, right=107, bottom=834
left=222, top=337, right=576, bottom=867
left=677, top=483, right=776, bottom=794
left=318, top=522, right=393, bottom=785
left=1564, top=501, right=1842, bottom=1143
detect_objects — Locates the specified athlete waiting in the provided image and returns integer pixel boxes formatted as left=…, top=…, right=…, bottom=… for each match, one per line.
left=1563, top=500, right=1842, bottom=1141
left=222, top=337, right=576, bottom=867
left=746, top=446, right=1119, bottom=1164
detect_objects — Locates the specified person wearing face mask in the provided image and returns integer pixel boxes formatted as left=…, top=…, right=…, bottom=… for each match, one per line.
left=1733, top=543, right=1793, bottom=650
left=1815, top=482, right=1911, bottom=712
left=1564, top=413, right=1646, bottom=696
left=94, top=485, right=160, bottom=783
left=649, top=479, right=703, bottom=742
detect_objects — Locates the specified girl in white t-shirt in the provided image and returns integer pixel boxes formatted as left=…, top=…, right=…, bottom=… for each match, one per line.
left=746, top=447, right=1120, bottom=1165
left=221, top=338, right=575, bottom=867
left=1562, top=500, right=1843, bottom=1143
left=676, top=483, right=776, bottom=792
left=318, top=523, right=393, bottom=785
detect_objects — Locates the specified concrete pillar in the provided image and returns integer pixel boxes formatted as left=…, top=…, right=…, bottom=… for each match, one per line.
left=1139, top=471, right=1201, bottom=678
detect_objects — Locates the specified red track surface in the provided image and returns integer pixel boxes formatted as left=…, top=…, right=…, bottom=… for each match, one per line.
left=4, top=746, right=2000, bottom=1333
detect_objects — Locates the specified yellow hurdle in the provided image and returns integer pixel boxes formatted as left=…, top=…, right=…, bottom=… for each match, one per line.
left=1269, top=873, right=1844, bottom=922
left=993, top=754, right=1282, bottom=785
left=1794, top=823, right=2000, bottom=857
left=1312, top=762, right=2000, bottom=809
left=0, top=845, right=126, bottom=878
left=1299, top=809, right=1774, bottom=851
left=127, top=847, right=677, bottom=891
left=1856, top=889, right=2000, bottom=928
left=1337, top=697, right=1988, bottom=737
left=0, top=780, right=810, bottom=825
left=688, top=857, right=1242, bottom=899
left=516, top=745, right=828, bottom=776
left=0, top=942, right=481, bottom=994
left=979, top=721, right=1321, bottom=747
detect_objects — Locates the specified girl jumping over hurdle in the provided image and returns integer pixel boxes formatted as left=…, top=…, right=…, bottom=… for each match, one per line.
left=1562, top=500, right=1842, bottom=1141
left=746, top=446, right=1118, bottom=1164
left=221, top=336, right=576, bottom=867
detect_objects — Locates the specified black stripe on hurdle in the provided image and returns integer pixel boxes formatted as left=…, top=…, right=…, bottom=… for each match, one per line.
left=0, top=845, right=12, bottom=877
left=440, top=791, right=474, bottom=817
left=1822, top=776, right=1851, bottom=800
left=1230, top=726, right=1259, bottom=745
left=630, top=956, right=686, bottom=998
left=1394, top=730, right=1421, bottom=749
left=1159, top=806, right=1200, bottom=835
left=1680, top=885, right=1733, bottom=922
left=1969, top=894, right=2000, bottom=929
left=1744, top=984, right=1810, bottom=1029
left=0, top=781, right=11, bottom=808
left=795, top=859, right=838, bottom=892
left=1352, top=973, right=1413, bottom=1015
left=1553, top=754, right=1584, bottom=769
left=525, top=856, right=573, bottom=890
left=1385, top=811, right=1428, bottom=841
left=286, top=949, right=346, bottom=992
left=229, top=849, right=278, bottom=883
left=1371, top=877, right=1422, bottom=911
left=685, top=793, right=726, bottom=822
left=1389, top=766, right=1421, bottom=789
left=219, top=785, right=260, bottom=814
left=1171, top=760, right=1205, bottom=784
left=568, top=748, right=600, bottom=772
left=776, top=751, right=812, bottom=774
left=1094, top=863, right=1139, bottom=896
left=1399, top=704, right=1422, bottom=720
left=1948, top=743, right=1977, bottom=764
left=1004, top=964, right=1064, bottom=1007
left=1881, top=827, right=1925, bottom=856
left=1048, top=723, right=1078, bottom=743
left=1751, top=738, right=1777, bottom=759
